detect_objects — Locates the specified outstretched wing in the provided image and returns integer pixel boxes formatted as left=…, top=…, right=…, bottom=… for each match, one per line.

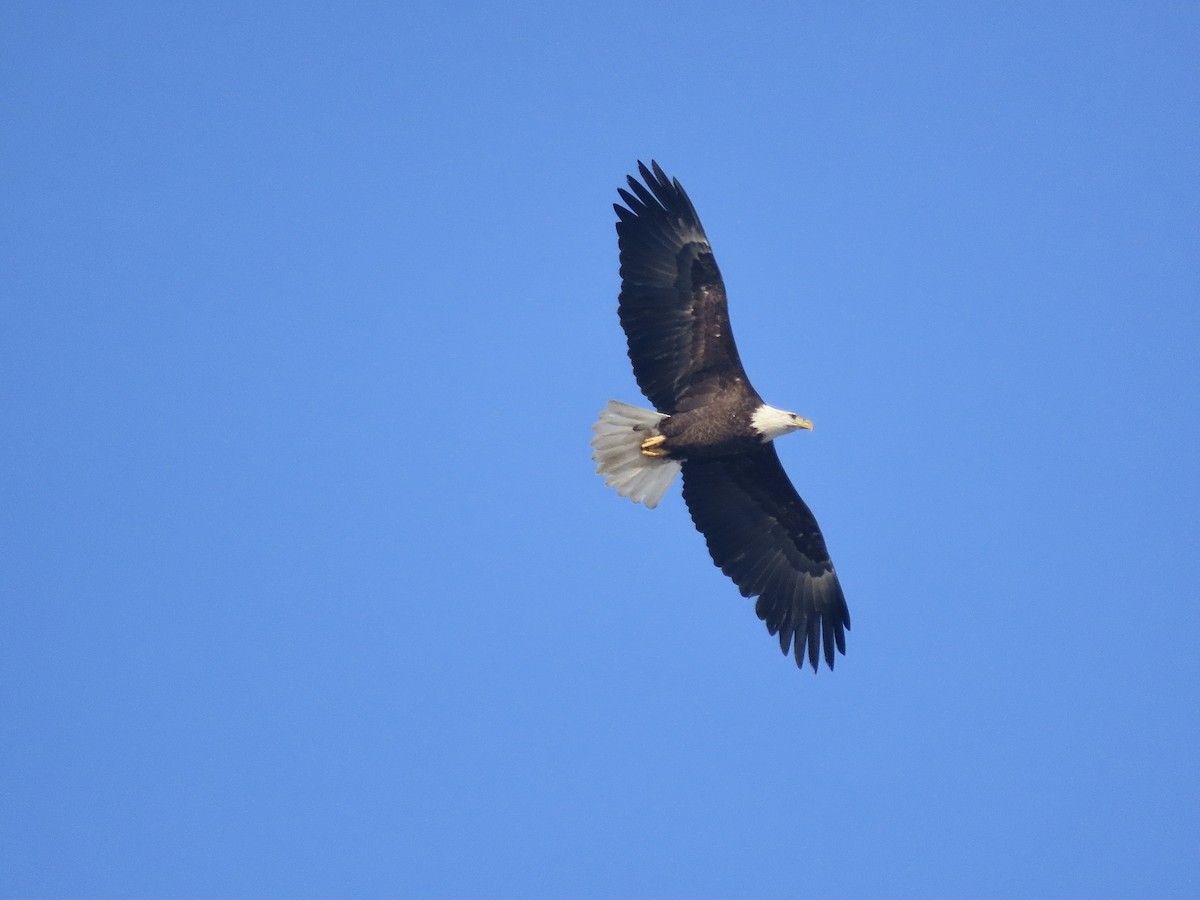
left=680, top=446, right=850, bottom=672
left=614, top=161, right=750, bottom=414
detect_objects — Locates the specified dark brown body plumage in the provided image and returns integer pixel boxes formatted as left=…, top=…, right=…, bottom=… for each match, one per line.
left=658, top=388, right=763, bottom=459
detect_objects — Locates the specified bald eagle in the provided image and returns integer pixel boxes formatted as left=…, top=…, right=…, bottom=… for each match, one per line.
left=591, top=161, right=850, bottom=672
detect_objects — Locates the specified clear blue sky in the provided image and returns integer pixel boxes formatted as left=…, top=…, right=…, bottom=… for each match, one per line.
left=3, top=3, right=1199, bottom=897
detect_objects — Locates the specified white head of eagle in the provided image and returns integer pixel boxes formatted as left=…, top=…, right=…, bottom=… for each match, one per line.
left=750, top=404, right=814, bottom=442
left=590, top=160, right=850, bottom=674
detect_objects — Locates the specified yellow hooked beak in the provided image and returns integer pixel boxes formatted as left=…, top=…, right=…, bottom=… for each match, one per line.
left=795, top=416, right=814, bottom=431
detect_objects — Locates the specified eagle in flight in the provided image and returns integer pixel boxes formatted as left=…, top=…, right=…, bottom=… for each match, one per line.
left=591, top=161, right=850, bottom=672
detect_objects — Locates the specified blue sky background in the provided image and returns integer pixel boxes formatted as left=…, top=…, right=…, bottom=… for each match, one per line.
left=3, top=3, right=1199, bottom=897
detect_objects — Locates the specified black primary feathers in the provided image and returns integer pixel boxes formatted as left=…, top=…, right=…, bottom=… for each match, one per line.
left=680, top=447, right=848, bottom=671
left=614, top=162, right=747, bottom=415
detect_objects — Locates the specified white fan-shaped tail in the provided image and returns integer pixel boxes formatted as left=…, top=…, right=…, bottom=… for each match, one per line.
left=591, top=400, right=681, bottom=509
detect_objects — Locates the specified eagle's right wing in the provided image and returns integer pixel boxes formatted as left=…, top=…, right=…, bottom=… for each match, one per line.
left=614, top=162, right=751, bottom=414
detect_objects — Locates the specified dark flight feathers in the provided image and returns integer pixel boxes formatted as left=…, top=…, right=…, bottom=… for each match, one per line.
left=614, top=161, right=749, bottom=415
left=681, top=446, right=849, bottom=671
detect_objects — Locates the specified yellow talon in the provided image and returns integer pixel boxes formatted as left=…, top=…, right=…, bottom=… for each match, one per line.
left=640, top=434, right=668, bottom=457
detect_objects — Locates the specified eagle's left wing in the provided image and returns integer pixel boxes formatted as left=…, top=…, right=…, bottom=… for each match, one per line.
left=680, top=445, right=849, bottom=671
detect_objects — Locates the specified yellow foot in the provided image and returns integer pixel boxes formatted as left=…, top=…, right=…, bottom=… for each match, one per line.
left=640, top=434, right=668, bottom=458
